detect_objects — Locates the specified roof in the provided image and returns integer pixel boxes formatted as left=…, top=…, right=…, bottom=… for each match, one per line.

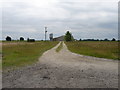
left=53, top=35, right=65, bottom=39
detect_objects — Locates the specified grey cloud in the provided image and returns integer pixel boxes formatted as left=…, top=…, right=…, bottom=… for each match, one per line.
left=2, top=1, right=118, bottom=40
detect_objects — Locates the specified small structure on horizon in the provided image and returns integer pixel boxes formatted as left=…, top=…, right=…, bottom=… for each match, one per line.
left=49, top=33, right=53, bottom=41
left=45, top=27, right=47, bottom=41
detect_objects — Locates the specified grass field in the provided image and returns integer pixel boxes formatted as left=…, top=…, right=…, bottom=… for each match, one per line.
left=65, top=41, right=119, bottom=60
left=56, top=42, right=63, bottom=52
left=0, top=43, right=2, bottom=69
left=2, top=41, right=58, bottom=69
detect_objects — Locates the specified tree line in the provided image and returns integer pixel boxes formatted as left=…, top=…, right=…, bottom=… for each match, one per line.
left=6, top=36, right=35, bottom=42
left=5, top=31, right=117, bottom=42
left=78, top=38, right=116, bottom=41
left=64, top=31, right=117, bottom=42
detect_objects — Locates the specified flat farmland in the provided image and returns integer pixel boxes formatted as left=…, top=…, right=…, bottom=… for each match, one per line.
left=65, top=41, right=119, bottom=60
left=3, top=42, right=118, bottom=88
left=2, top=41, right=58, bottom=69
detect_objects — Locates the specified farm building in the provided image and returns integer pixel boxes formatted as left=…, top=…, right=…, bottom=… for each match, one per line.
left=53, top=35, right=74, bottom=41
left=53, top=35, right=65, bottom=41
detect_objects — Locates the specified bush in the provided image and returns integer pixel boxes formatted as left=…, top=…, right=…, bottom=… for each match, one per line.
left=27, top=38, right=35, bottom=42
left=20, top=37, right=24, bottom=41
left=112, top=38, right=116, bottom=41
left=6, top=36, right=11, bottom=41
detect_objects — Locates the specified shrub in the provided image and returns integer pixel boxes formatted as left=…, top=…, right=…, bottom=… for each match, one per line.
left=6, top=36, right=11, bottom=41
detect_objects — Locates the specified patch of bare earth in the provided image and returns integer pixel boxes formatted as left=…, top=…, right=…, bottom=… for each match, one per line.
left=3, top=42, right=118, bottom=88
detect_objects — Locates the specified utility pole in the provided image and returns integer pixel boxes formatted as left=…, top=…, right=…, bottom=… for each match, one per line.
left=45, top=27, right=47, bottom=41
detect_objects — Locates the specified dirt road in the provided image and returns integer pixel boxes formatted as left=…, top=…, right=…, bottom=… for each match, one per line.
left=3, top=42, right=118, bottom=88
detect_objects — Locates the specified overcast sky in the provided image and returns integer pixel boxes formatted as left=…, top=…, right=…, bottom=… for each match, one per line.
left=0, top=0, right=119, bottom=40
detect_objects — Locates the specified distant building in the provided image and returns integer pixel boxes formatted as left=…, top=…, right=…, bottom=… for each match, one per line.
left=49, top=33, right=53, bottom=41
left=53, top=35, right=65, bottom=41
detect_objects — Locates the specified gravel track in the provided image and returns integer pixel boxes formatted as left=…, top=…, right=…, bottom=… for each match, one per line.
left=3, top=42, right=118, bottom=88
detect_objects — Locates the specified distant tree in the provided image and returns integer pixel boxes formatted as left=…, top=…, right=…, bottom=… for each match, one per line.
left=27, top=38, right=35, bottom=42
left=96, top=39, right=99, bottom=41
left=27, top=38, right=29, bottom=42
left=100, top=39, right=104, bottom=41
left=111, top=38, right=116, bottom=41
left=20, top=37, right=24, bottom=41
left=65, top=31, right=72, bottom=41
left=104, top=38, right=109, bottom=41
left=79, top=39, right=82, bottom=41
left=6, top=36, right=11, bottom=41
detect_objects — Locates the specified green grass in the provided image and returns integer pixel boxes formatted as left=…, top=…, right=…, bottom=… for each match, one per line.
left=0, top=42, right=2, bottom=70
left=56, top=42, right=63, bottom=52
left=2, top=41, right=58, bottom=69
left=65, top=41, right=119, bottom=60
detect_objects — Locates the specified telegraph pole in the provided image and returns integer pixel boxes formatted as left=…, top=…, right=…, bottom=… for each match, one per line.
left=45, top=27, right=47, bottom=41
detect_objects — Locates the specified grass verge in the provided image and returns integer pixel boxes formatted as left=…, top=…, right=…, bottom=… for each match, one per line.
left=56, top=42, right=63, bottom=52
left=2, top=41, right=58, bottom=69
left=65, top=41, right=119, bottom=60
